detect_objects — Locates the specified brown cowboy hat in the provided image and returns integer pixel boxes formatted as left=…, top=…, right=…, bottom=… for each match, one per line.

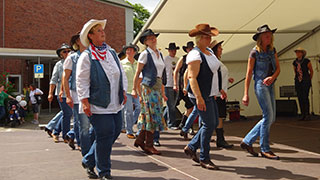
left=294, top=47, right=307, bottom=56
left=253, top=24, right=277, bottom=41
left=189, top=24, right=219, bottom=37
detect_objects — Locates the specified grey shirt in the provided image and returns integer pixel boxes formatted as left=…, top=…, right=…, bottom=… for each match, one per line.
left=50, top=59, right=65, bottom=97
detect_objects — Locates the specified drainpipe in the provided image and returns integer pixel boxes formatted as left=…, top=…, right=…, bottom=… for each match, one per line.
left=2, top=0, right=4, bottom=47
left=2, top=0, right=4, bottom=71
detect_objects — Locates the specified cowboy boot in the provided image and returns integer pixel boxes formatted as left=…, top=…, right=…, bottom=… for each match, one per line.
left=145, top=131, right=161, bottom=155
left=216, top=128, right=233, bottom=149
left=134, top=130, right=146, bottom=151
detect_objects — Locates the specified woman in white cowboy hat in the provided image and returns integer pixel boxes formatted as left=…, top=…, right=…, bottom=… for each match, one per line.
left=241, top=24, right=281, bottom=160
left=132, top=29, right=167, bottom=155
left=293, top=47, right=313, bottom=121
left=183, top=23, right=226, bottom=170
left=76, top=19, right=128, bottom=180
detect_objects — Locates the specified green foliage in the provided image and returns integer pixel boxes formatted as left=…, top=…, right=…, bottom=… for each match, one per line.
left=126, top=1, right=151, bottom=37
left=0, top=71, right=15, bottom=95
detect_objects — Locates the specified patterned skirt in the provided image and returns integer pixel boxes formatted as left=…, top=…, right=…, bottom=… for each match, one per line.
left=137, top=79, right=167, bottom=132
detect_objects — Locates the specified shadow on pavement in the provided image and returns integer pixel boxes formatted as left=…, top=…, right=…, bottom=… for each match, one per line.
left=112, top=159, right=168, bottom=172
left=219, top=165, right=318, bottom=180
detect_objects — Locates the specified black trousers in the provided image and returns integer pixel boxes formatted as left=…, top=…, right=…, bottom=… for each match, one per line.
left=295, top=80, right=311, bottom=116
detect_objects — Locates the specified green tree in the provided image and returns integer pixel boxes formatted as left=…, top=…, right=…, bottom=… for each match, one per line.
left=126, top=1, right=150, bottom=37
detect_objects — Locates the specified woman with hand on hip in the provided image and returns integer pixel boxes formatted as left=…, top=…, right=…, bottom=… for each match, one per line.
left=241, top=25, right=280, bottom=160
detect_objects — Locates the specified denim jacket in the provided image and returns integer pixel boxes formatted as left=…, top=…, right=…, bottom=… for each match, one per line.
left=253, top=47, right=276, bottom=82
left=50, top=59, right=65, bottom=97
left=187, top=47, right=213, bottom=100
left=69, top=51, right=81, bottom=91
left=86, top=48, right=124, bottom=108
left=141, top=49, right=167, bottom=87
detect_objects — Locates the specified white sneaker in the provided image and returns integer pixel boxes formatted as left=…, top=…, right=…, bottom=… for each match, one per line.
left=31, top=120, right=39, bottom=124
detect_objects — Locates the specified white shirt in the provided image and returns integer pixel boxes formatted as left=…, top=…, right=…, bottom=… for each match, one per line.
left=164, top=55, right=178, bottom=87
left=217, top=62, right=229, bottom=95
left=186, top=49, right=221, bottom=98
left=29, top=88, right=43, bottom=104
left=138, top=47, right=165, bottom=78
left=76, top=50, right=128, bottom=114
left=63, top=55, right=79, bottom=104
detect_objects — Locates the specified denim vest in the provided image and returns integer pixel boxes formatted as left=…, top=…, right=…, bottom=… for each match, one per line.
left=141, top=49, right=167, bottom=87
left=85, top=48, right=124, bottom=108
left=187, top=47, right=213, bottom=100
left=253, top=47, right=276, bottom=82
left=69, top=51, right=81, bottom=91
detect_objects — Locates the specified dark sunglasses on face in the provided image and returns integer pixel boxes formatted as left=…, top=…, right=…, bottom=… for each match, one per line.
left=62, top=50, right=70, bottom=53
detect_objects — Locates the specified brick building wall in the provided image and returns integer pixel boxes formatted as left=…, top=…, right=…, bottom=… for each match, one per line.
left=0, top=0, right=129, bottom=108
left=2, top=0, right=126, bottom=51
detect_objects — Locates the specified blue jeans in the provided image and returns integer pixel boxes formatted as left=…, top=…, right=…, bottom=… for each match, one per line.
left=53, top=97, right=72, bottom=139
left=82, top=112, right=122, bottom=177
left=0, top=106, right=6, bottom=121
left=187, top=97, right=218, bottom=161
left=163, top=87, right=177, bottom=127
left=123, top=94, right=140, bottom=134
left=79, top=113, right=95, bottom=157
left=243, top=80, right=276, bottom=152
left=46, top=110, right=63, bottom=131
left=67, top=104, right=80, bottom=146
left=182, top=106, right=199, bottom=133
left=154, top=131, right=160, bottom=142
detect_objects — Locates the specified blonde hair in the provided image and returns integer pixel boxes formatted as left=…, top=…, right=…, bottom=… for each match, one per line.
left=256, top=33, right=274, bottom=52
left=195, top=35, right=202, bottom=46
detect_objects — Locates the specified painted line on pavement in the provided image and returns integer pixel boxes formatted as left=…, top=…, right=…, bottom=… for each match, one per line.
left=126, top=145, right=199, bottom=180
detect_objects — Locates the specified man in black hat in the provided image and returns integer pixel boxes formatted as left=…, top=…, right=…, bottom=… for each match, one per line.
left=163, top=42, right=180, bottom=129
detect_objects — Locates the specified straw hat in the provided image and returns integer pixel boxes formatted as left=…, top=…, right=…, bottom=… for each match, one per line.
left=189, top=24, right=219, bottom=37
left=80, top=19, right=107, bottom=47
left=294, top=47, right=307, bottom=56
left=210, top=40, right=224, bottom=49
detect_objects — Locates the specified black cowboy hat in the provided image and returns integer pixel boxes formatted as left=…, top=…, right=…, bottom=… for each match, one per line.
left=139, top=29, right=159, bottom=44
left=182, top=41, right=194, bottom=53
left=56, top=43, right=71, bottom=58
left=253, top=24, right=277, bottom=41
left=123, top=43, right=140, bottom=52
left=165, top=42, right=180, bottom=50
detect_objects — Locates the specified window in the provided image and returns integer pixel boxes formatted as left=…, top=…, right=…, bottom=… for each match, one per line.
left=7, top=75, right=22, bottom=94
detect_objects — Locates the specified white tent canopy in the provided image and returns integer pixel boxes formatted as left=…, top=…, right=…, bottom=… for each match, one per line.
left=133, top=0, right=320, bottom=116
left=134, top=0, right=320, bottom=61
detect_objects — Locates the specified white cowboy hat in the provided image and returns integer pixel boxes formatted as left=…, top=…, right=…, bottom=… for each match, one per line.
left=80, top=19, right=107, bottom=47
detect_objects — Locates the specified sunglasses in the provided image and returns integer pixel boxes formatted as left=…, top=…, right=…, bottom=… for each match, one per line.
left=62, top=50, right=70, bottom=53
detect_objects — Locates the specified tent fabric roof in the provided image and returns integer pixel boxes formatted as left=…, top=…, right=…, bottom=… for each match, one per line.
left=134, top=0, right=320, bottom=61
